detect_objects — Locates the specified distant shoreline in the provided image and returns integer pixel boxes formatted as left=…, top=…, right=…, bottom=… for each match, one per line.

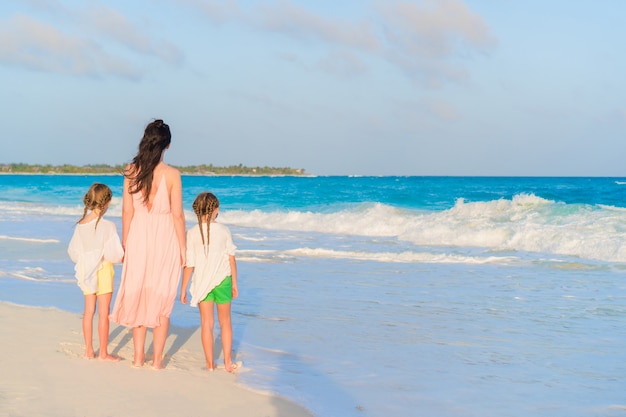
left=0, top=163, right=307, bottom=176
left=0, top=172, right=315, bottom=177
left=0, top=172, right=121, bottom=176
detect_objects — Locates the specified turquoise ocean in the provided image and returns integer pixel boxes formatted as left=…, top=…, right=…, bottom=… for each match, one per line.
left=1, top=174, right=625, bottom=417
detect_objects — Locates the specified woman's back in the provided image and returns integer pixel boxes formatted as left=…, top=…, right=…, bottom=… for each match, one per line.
left=111, top=163, right=183, bottom=328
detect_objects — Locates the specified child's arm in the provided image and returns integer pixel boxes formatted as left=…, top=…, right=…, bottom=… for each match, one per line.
left=180, top=266, right=193, bottom=304
left=67, top=229, right=80, bottom=263
left=229, top=255, right=238, bottom=299
left=103, top=222, right=124, bottom=263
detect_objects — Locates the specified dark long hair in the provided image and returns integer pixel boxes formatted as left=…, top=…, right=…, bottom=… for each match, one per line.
left=125, top=119, right=171, bottom=204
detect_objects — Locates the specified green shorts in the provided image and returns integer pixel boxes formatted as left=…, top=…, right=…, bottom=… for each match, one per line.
left=201, top=276, right=232, bottom=305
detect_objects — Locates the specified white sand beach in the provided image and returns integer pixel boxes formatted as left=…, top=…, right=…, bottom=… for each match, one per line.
left=0, top=302, right=312, bottom=417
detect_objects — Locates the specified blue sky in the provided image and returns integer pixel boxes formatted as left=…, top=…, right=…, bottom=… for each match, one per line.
left=1, top=0, right=625, bottom=176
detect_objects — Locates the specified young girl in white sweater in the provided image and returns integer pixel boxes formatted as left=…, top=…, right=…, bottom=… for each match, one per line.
left=180, top=192, right=238, bottom=372
left=68, top=183, right=123, bottom=361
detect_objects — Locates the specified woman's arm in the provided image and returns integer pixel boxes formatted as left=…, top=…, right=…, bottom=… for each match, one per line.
left=169, top=168, right=186, bottom=265
left=180, top=266, right=193, bottom=304
left=121, top=169, right=134, bottom=249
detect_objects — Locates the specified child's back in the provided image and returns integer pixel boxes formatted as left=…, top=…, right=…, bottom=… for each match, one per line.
left=186, top=222, right=236, bottom=307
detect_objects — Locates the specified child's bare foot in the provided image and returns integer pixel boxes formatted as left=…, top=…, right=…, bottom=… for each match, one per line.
left=84, top=350, right=95, bottom=359
left=99, top=354, right=121, bottom=362
left=224, top=362, right=238, bottom=373
left=205, top=362, right=215, bottom=372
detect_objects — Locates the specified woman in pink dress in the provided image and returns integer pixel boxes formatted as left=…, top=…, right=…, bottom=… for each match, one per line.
left=110, top=119, right=186, bottom=369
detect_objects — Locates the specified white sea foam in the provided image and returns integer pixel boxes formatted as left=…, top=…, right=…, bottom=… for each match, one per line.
left=222, top=194, right=626, bottom=263
left=0, top=200, right=123, bottom=218
left=0, top=235, right=60, bottom=243
left=3, top=266, right=72, bottom=283
left=0, top=201, right=79, bottom=217
left=237, top=247, right=519, bottom=265
left=3, top=193, right=626, bottom=263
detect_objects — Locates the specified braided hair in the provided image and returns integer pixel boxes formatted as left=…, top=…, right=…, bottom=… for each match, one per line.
left=78, top=183, right=112, bottom=229
left=192, top=192, right=220, bottom=252
left=125, top=119, right=171, bottom=204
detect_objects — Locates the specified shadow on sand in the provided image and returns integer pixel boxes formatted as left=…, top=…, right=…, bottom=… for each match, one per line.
left=108, top=322, right=197, bottom=367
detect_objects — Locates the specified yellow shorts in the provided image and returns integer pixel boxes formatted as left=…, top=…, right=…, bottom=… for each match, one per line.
left=83, top=262, right=115, bottom=296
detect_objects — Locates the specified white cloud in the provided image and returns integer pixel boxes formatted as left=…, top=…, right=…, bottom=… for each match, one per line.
left=255, top=0, right=379, bottom=51
left=2, top=0, right=496, bottom=88
left=0, top=2, right=184, bottom=78
left=0, top=14, right=140, bottom=79
left=376, top=0, right=497, bottom=86
left=81, top=5, right=184, bottom=65
left=179, top=0, right=496, bottom=88
left=377, top=0, right=495, bottom=57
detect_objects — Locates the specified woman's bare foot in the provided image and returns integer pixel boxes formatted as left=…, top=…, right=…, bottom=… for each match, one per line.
left=99, top=353, right=121, bottom=362
left=205, top=362, right=215, bottom=372
left=132, top=357, right=145, bottom=368
left=84, top=350, right=95, bottom=359
left=152, top=355, right=165, bottom=370
left=133, top=352, right=145, bottom=368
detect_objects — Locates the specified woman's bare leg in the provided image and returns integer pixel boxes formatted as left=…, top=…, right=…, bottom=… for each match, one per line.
left=96, top=292, right=119, bottom=361
left=152, top=316, right=169, bottom=369
left=217, top=302, right=235, bottom=372
left=199, top=301, right=215, bottom=370
left=132, top=326, right=147, bottom=367
left=82, top=294, right=97, bottom=359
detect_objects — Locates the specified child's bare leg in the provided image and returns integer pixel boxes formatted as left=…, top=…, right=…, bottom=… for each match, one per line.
left=82, top=294, right=97, bottom=359
left=96, top=292, right=119, bottom=361
left=132, top=326, right=147, bottom=367
left=199, top=301, right=215, bottom=370
left=152, top=316, right=169, bottom=369
left=217, top=302, right=235, bottom=372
